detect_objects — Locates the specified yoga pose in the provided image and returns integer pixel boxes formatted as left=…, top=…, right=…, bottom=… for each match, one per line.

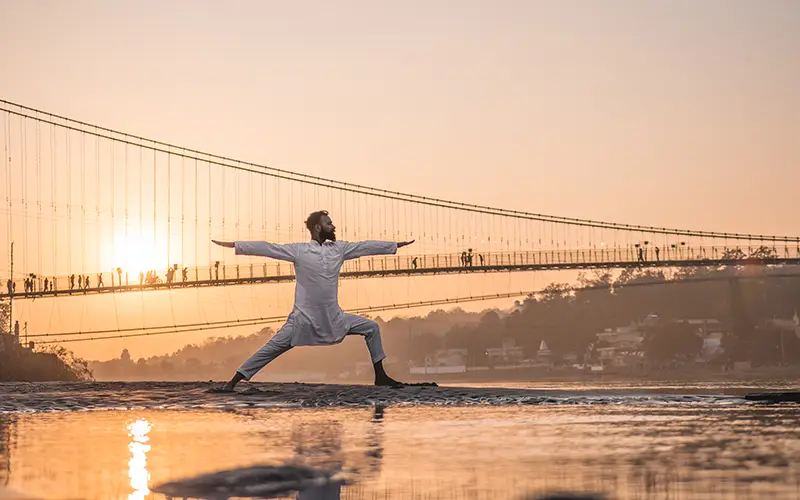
left=213, top=210, right=415, bottom=391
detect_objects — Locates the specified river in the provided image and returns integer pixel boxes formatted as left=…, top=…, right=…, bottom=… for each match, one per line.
left=0, top=380, right=798, bottom=499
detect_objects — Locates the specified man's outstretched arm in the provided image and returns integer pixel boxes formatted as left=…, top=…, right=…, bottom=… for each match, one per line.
left=342, top=239, right=415, bottom=260
left=212, top=240, right=299, bottom=262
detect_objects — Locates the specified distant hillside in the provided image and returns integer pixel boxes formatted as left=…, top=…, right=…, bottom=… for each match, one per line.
left=89, top=307, right=489, bottom=381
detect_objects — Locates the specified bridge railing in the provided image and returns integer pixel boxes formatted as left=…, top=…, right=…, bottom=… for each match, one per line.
left=4, top=244, right=800, bottom=298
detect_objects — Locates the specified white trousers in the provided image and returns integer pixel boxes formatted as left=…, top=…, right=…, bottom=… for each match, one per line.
left=237, top=313, right=387, bottom=380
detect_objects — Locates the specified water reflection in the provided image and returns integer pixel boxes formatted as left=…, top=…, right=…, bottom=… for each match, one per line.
left=0, top=415, right=15, bottom=487
left=0, top=404, right=799, bottom=499
left=285, top=406, right=387, bottom=498
left=126, top=419, right=152, bottom=500
left=287, top=405, right=386, bottom=480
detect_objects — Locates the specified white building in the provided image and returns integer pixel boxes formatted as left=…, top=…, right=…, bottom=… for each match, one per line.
left=486, top=338, right=524, bottom=367
left=410, top=348, right=468, bottom=374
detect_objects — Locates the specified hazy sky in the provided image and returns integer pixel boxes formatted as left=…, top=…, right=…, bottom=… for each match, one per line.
left=1, top=0, right=799, bottom=360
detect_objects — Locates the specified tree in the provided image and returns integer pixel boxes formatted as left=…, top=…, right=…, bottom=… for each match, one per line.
left=749, top=246, right=778, bottom=260
left=0, top=299, right=8, bottom=335
left=643, top=322, right=703, bottom=362
left=721, top=248, right=746, bottom=260
left=408, top=332, right=442, bottom=364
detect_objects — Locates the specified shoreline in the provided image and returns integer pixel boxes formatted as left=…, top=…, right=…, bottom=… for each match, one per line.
left=370, top=365, right=800, bottom=385
left=0, top=379, right=788, bottom=413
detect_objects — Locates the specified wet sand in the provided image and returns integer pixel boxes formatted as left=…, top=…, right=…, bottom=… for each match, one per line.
left=0, top=380, right=747, bottom=413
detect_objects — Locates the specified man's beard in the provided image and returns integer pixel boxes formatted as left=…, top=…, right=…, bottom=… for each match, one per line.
left=321, top=229, right=336, bottom=242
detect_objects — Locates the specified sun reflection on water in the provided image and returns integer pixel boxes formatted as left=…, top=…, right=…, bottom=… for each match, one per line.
left=126, top=419, right=152, bottom=500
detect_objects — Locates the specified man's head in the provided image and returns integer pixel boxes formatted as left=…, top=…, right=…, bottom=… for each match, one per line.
left=306, top=210, right=336, bottom=242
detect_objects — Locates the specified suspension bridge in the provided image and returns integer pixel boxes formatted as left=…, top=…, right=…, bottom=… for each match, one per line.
left=1, top=99, right=799, bottom=344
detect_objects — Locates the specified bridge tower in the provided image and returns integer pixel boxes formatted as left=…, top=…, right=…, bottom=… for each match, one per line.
left=726, top=277, right=755, bottom=363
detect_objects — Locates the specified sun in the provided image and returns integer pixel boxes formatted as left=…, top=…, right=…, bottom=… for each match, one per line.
left=115, top=237, right=163, bottom=276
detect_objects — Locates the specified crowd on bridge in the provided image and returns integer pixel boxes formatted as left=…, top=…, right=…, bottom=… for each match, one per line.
left=4, top=264, right=194, bottom=298
left=1, top=258, right=273, bottom=298
left=410, top=249, right=486, bottom=270
left=5, top=243, right=795, bottom=299
left=0, top=245, right=661, bottom=298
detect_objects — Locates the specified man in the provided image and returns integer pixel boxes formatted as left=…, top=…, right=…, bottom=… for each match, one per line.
left=212, top=210, right=415, bottom=391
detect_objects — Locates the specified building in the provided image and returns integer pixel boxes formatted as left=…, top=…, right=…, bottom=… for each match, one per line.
left=676, top=318, right=727, bottom=361
left=594, top=323, right=645, bottom=367
left=410, top=348, right=468, bottom=374
left=486, top=338, right=524, bottom=367
left=769, top=311, right=800, bottom=340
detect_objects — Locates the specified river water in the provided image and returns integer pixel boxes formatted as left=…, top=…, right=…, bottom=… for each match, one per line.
left=0, top=381, right=799, bottom=499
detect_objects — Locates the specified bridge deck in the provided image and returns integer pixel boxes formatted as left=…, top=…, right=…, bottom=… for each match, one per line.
left=5, top=245, right=800, bottom=300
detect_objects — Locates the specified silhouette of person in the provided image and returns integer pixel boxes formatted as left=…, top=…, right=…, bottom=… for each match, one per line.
left=97, top=274, right=104, bottom=287
left=212, top=210, right=426, bottom=392
left=214, top=261, right=220, bottom=281
left=655, top=246, right=660, bottom=261
left=6, top=279, right=12, bottom=295
left=411, top=257, right=417, bottom=269
left=182, top=267, right=188, bottom=282
left=479, top=253, right=485, bottom=266
left=43, top=278, right=49, bottom=292
left=637, top=247, right=644, bottom=262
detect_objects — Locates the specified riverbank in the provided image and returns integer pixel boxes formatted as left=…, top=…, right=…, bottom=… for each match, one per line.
left=0, top=334, right=93, bottom=382
left=400, top=364, right=800, bottom=385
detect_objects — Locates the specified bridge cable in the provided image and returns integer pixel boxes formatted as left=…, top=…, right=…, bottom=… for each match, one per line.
left=27, top=270, right=800, bottom=342
left=4, top=101, right=800, bottom=243
left=50, top=118, right=56, bottom=279
left=21, top=115, right=28, bottom=278
left=36, top=120, right=42, bottom=281
left=34, top=290, right=540, bottom=343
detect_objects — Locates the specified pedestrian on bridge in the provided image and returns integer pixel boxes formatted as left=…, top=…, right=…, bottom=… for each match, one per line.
left=211, top=210, right=420, bottom=391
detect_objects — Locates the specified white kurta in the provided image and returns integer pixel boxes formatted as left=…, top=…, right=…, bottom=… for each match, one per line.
left=234, top=239, right=397, bottom=346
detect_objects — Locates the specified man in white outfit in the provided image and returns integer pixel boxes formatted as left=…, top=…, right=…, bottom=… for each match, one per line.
left=212, top=210, right=415, bottom=391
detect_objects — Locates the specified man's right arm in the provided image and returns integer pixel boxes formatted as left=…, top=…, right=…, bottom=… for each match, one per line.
left=212, top=240, right=298, bottom=262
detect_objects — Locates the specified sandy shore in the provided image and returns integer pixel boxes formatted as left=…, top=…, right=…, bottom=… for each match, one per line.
left=0, top=380, right=752, bottom=412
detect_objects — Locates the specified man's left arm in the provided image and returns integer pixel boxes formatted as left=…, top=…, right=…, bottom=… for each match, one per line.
left=342, top=239, right=415, bottom=260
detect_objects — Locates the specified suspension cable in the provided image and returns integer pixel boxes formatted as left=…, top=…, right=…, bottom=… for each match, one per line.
left=1, top=101, right=797, bottom=242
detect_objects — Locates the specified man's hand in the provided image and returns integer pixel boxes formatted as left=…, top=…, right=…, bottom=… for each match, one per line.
left=212, top=240, right=235, bottom=248
left=397, top=240, right=415, bottom=248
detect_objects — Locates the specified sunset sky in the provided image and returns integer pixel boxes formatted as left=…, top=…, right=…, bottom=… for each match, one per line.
left=1, top=0, right=798, bottom=360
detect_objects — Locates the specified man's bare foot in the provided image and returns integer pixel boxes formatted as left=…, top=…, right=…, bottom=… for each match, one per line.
left=206, top=382, right=237, bottom=393
left=207, top=372, right=246, bottom=393
left=374, top=375, right=404, bottom=386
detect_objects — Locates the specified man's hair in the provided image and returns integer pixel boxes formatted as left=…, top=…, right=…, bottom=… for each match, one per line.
left=305, top=210, right=329, bottom=234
